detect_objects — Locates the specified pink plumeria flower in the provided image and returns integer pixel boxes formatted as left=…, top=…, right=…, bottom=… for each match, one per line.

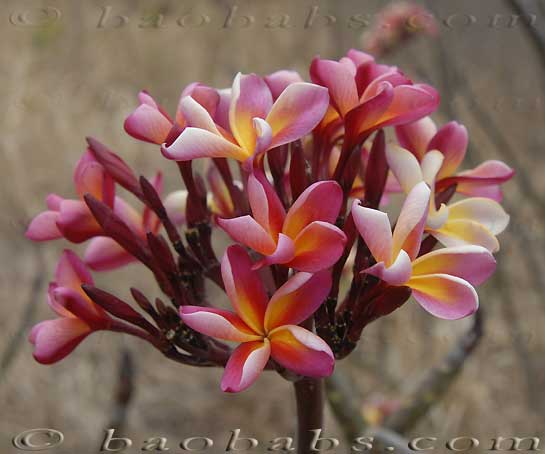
left=395, top=117, right=515, bottom=201
left=386, top=145, right=510, bottom=252
left=180, top=245, right=334, bottom=392
left=124, top=84, right=221, bottom=145
left=84, top=173, right=187, bottom=271
left=29, top=250, right=111, bottom=364
left=352, top=182, right=496, bottom=319
left=161, top=73, right=329, bottom=167
left=362, top=1, right=438, bottom=56
left=217, top=171, right=346, bottom=272
left=310, top=49, right=439, bottom=146
left=25, top=150, right=115, bottom=243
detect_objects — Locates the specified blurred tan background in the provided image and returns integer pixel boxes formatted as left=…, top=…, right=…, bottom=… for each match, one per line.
left=1, top=0, right=544, bottom=452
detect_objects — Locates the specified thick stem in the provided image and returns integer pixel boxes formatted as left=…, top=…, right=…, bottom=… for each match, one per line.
left=294, top=378, right=325, bottom=454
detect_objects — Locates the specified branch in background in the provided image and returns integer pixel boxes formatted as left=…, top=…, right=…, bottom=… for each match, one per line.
left=507, top=0, right=545, bottom=63
left=106, top=349, right=135, bottom=434
left=382, top=311, right=483, bottom=434
left=0, top=252, right=45, bottom=383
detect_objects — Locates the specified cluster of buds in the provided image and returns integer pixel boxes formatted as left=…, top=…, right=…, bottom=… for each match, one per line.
left=26, top=47, right=513, bottom=393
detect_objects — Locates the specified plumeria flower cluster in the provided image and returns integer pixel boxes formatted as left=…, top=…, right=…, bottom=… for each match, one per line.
left=26, top=47, right=513, bottom=393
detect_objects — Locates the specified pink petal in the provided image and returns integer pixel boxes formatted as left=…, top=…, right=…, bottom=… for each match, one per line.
left=180, top=306, right=261, bottom=342
left=46, top=193, right=63, bottom=211
left=352, top=201, right=393, bottom=265
left=385, top=144, right=423, bottom=194
left=429, top=220, right=500, bottom=253
left=264, top=270, right=332, bottom=332
left=446, top=197, right=510, bottom=235
left=392, top=181, right=430, bottom=260
left=407, top=274, right=479, bottom=320
left=221, top=245, right=269, bottom=335
left=252, top=233, right=295, bottom=270
left=110, top=197, right=143, bottom=237
left=29, top=318, right=92, bottom=365
left=25, top=210, right=62, bottom=241
left=57, top=199, right=101, bottom=243
left=177, top=83, right=220, bottom=126
left=248, top=171, right=286, bottom=238
left=346, top=48, right=375, bottom=67
left=217, top=215, right=277, bottom=256
left=221, top=340, right=270, bottom=393
left=395, top=117, right=437, bottom=161
left=124, top=104, right=172, bottom=145
left=266, top=83, right=330, bottom=149
left=229, top=73, right=273, bottom=152
left=411, top=245, right=496, bottom=286
left=179, top=96, right=221, bottom=134
left=456, top=160, right=515, bottom=184
left=269, top=325, right=334, bottom=377
left=283, top=181, right=343, bottom=239
left=161, top=127, right=248, bottom=162
left=55, top=249, right=93, bottom=288
left=455, top=182, right=503, bottom=202
left=253, top=118, right=273, bottom=156
left=52, top=287, right=108, bottom=327
left=264, top=70, right=304, bottom=99
left=429, top=122, right=468, bottom=179
left=362, top=249, right=413, bottom=286
left=310, top=58, right=359, bottom=116
left=289, top=222, right=347, bottom=272
left=73, top=150, right=112, bottom=202
left=84, top=237, right=135, bottom=271
left=163, top=190, right=188, bottom=225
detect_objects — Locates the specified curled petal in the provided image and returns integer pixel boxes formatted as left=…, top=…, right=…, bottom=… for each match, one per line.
left=84, top=237, right=135, bottom=271
left=253, top=118, right=273, bottom=155
left=385, top=144, right=423, bottom=194
left=180, top=306, right=261, bottom=342
left=163, top=190, right=188, bottom=225
left=266, top=83, right=330, bottom=149
left=248, top=171, right=286, bottom=238
left=230, top=73, right=273, bottom=152
left=161, top=127, right=248, bottom=162
left=265, top=270, right=332, bottom=332
left=25, top=210, right=62, bottom=241
left=252, top=233, right=295, bottom=270
left=283, top=181, right=343, bottom=239
left=392, top=181, right=430, bottom=260
left=429, top=122, right=468, bottom=179
left=269, top=325, right=334, bottom=378
left=179, top=96, right=221, bottom=134
left=455, top=160, right=515, bottom=184
left=29, top=318, right=92, bottom=365
left=289, top=222, right=347, bottom=272
left=362, top=249, right=412, bottom=286
left=221, top=245, right=268, bottom=334
left=124, top=104, right=172, bottom=145
left=55, top=249, right=93, bottom=289
left=264, top=70, right=304, bottom=99
left=221, top=340, right=270, bottom=393
left=112, top=196, right=144, bottom=236
left=395, top=117, right=437, bottom=161
left=74, top=151, right=109, bottom=200
left=412, top=245, right=496, bottom=286
left=352, top=201, right=393, bottom=264
left=218, top=215, right=277, bottom=256
left=408, top=274, right=478, bottom=320
left=420, top=150, right=444, bottom=186
left=310, top=58, right=359, bottom=116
